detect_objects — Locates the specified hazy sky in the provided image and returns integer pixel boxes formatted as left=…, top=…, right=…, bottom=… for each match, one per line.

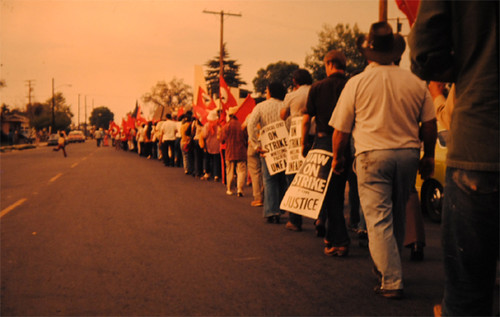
left=1, top=0, right=409, bottom=123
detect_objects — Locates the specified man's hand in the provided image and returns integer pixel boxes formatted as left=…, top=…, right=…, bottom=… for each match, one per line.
left=419, top=156, right=435, bottom=180
left=256, top=147, right=268, bottom=157
left=331, top=156, right=345, bottom=175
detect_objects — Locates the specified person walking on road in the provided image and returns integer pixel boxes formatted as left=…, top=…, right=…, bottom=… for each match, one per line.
left=302, top=50, right=351, bottom=255
left=409, top=1, right=499, bottom=315
left=220, top=106, right=247, bottom=197
left=53, top=131, right=67, bottom=158
left=329, top=21, right=437, bottom=299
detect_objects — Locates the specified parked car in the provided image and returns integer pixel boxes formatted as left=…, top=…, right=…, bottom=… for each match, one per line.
left=67, top=130, right=86, bottom=143
left=47, top=133, right=60, bottom=146
left=415, top=128, right=448, bottom=223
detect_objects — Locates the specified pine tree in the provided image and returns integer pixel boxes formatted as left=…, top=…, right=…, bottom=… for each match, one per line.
left=205, top=43, right=246, bottom=98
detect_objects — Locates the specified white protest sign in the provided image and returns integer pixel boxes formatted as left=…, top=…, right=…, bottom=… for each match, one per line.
left=260, top=121, right=288, bottom=175
left=280, top=149, right=333, bottom=219
left=285, top=116, right=305, bottom=175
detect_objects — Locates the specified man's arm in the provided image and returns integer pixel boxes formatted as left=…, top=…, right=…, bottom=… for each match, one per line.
left=331, top=129, right=350, bottom=175
left=280, top=107, right=290, bottom=121
left=408, top=0, right=454, bottom=82
left=301, top=114, right=311, bottom=157
left=419, top=119, right=437, bottom=180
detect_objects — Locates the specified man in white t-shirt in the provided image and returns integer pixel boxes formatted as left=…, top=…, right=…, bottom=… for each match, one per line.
left=329, top=21, right=437, bottom=299
left=160, top=113, right=178, bottom=166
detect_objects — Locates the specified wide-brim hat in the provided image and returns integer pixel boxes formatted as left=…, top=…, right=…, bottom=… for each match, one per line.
left=357, top=21, right=406, bottom=64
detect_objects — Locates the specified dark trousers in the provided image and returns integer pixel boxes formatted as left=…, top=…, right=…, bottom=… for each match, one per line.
left=285, top=173, right=303, bottom=227
left=161, top=140, right=175, bottom=166
left=313, top=136, right=350, bottom=247
left=441, top=167, right=499, bottom=316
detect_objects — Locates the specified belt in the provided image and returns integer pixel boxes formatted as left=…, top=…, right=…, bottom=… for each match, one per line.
left=316, top=132, right=331, bottom=138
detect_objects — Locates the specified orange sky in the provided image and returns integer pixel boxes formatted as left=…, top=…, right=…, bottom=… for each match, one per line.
left=0, top=0, right=409, bottom=123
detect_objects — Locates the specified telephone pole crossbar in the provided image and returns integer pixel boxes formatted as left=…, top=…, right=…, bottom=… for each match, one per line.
left=202, top=10, right=242, bottom=78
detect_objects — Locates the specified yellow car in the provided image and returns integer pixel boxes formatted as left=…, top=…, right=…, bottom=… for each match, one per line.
left=415, top=128, right=448, bottom=223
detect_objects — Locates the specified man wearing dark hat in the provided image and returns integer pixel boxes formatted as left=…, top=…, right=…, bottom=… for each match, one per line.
left=302, top=50, right=351, bottom=256
left=329, top=21, right=437, bottom=299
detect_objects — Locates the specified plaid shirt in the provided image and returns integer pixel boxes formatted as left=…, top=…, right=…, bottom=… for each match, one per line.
left=247, top=98, right=284, bottom=150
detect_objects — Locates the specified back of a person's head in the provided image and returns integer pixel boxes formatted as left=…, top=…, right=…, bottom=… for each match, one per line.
left=324, top=50, right=347, bottom=71
left=166, top=113, right=172, bottom=120
left=268, top=82, right=287, bottom=101
left=293, top=69, right=313, bottom=86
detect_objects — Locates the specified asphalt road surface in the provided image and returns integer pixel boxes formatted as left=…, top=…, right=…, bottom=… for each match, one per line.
left=0, top=141, right=496, bottom=316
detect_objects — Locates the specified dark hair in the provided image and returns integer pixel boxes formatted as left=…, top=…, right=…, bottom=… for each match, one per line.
left=324, top=50, right=347, bottom=71
left=267, top=82, right=287, bottom=101
left=166, top=113, right=172, bottom=119
left=293, top=69, right=313, bottom=86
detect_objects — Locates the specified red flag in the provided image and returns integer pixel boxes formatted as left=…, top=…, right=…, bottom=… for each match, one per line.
left=110, top=121, right=120, bottom=137
left=395, top=0, right=420, bottom=26
left=126, top=114, right=136, bottom=130
left=196, top=87, right=216, bottom=110
left=219, top=75, right=238, bottom=111
left=177, top=106, right=184, bottom=119
left=136, top=105, right=148, bottom=126
left=193, top=104, right=209, bottom=125
left=235, top=95, right=256, bottom=123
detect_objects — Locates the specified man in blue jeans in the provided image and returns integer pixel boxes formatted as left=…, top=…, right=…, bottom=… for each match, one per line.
left=409, top=1, right=499, bottom=315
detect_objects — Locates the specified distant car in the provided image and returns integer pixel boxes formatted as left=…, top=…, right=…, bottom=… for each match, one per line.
left=415, top=128, right=448, bottom=223
left=47, top=133, right=60, bottom=146
left=67, top=130, right=86, bottom=143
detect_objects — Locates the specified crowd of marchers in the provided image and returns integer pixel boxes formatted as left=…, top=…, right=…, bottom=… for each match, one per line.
left=106, top=9, right=497, bottom=316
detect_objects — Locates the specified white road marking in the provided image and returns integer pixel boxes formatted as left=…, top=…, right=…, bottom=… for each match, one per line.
left=0, top=198, right=27, bottom=218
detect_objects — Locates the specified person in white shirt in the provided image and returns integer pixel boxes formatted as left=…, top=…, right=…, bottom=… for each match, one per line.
left=160, top=113, right=178, bottom=166
left=329, top=21, right=437, bottom=299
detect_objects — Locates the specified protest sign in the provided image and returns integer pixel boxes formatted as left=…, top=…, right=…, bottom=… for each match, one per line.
left=260, top=121, right=288, bottom=175
left=285, top=116, right=305, bottom=175
left=280, top=149, right=333, bottom=219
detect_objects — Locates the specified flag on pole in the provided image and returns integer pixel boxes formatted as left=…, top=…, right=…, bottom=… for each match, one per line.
left=193, top=104, right=209, bottom=125
left=219, top=75, right=238, bottom=111
left=235, top=95, right=256, bottom=123
left=395, top=0, right=420, bottom=26
left=109, top=121, right=120, bottom=137
left=136, top=105, right=148, bottom=126
left=196, top=87, right=217, bottom=110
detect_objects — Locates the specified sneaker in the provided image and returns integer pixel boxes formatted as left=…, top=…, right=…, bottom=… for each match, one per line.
left=237, top=192, right=243, bottom=197
left=251, top=200, right=263, bottom=207
left=373, top=285, right=404, bottom=299
left=226, top=190, right=233, bottom=196
left=324, top=245, right=349, bottom=257
left=285, top=221, right=302, bottom=232
left=214, top=176, right=219, bottom=182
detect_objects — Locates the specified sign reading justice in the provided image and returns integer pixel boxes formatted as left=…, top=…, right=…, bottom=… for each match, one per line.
left=280, top=149, right=333, bottom=219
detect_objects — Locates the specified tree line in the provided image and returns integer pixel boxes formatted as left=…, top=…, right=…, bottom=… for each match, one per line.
left=1, top=23, right=364, bottom=132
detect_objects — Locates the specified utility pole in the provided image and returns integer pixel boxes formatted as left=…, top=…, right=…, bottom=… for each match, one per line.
left=202, top=9, right=242, bottom=78
left=52, top=78, right=55, bottom=132
left=379, top=0, right=388, bottom=21
left=84, top=95, right=87, bottom=137
left=78, top=94, right=80, bottom=130
left=25, top=80, right=35, bottom=107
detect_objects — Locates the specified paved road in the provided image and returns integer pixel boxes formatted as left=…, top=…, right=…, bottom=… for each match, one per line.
left=0, top=142, right=494, bottom=316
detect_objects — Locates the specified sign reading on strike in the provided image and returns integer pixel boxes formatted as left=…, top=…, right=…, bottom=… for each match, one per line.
left=285, top=116, right=305, bottom=175
left=280, top=149, right=333, bottom=219
left=260, top=121, right=288, bottom=175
